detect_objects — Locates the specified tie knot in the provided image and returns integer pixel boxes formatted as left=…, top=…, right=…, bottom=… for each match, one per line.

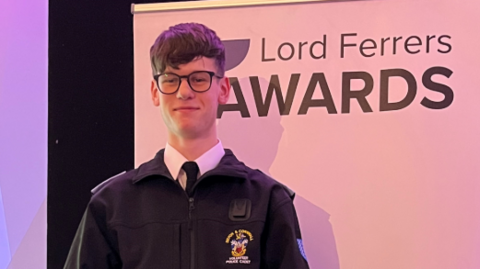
left=182, top=161, right=199, bottom=180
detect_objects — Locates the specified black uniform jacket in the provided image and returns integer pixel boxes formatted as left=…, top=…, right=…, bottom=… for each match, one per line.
left=64, top=149, right=310, bottom=269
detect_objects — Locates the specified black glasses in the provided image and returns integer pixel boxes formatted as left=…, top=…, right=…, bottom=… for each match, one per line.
left=154, top=71, right=223, bottom=95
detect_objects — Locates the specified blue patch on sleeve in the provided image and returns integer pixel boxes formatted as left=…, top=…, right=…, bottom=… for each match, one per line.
left=297, top=238, right=307, bottom=261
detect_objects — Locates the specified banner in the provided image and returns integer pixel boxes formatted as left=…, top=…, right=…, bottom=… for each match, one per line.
left=133, top=0, right=480, bottom=268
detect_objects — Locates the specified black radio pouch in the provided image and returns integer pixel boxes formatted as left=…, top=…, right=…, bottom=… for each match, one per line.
left=229, top=199, right=252, bottom=221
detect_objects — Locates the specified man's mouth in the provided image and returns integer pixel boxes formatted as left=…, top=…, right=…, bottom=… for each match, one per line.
left=174, top=107, right=199, bottom=111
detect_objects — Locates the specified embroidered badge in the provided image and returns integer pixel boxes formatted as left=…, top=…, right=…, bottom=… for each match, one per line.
left=225, top=229, right=254, bottom=264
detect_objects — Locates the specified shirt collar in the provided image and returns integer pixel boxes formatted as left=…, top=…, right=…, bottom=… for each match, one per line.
left=132, top=148, right=247, bottom=184
left=164, top=140, right=225, bottom=180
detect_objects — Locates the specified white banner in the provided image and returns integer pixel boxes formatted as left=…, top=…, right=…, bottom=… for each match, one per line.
left=133, top=1, right=480, bottom=268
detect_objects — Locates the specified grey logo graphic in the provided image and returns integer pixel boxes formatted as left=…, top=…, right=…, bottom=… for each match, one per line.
left=223, top=39, right=250, bottom=71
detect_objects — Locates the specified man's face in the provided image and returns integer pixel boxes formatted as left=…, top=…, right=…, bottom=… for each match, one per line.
left=151, top=57, right=230, bottom=140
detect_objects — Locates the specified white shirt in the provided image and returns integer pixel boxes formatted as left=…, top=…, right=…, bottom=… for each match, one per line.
left=164, top=141, right=225, bottom=190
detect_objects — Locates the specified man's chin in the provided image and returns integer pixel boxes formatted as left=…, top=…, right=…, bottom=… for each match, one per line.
left=175, top=126, right=203, bottom=139
left=168, top=120, right=214, bottom=140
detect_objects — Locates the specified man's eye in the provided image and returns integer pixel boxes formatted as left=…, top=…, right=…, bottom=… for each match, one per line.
left=162, top=78, right=178, bottom=84
left=191, top=75, right=208, bottom=83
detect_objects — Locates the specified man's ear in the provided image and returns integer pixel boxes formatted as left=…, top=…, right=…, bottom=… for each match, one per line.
left=151, top=80, right=160, bottom=106
left=218, top=77, right=231, bottom=104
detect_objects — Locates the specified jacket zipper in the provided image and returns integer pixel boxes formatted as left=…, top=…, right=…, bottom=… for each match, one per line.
left=188, top=197, right=195, bottom=269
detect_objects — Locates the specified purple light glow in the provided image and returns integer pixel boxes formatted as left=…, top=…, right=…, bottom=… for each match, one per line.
left=0, top=0, right=48, bottom=267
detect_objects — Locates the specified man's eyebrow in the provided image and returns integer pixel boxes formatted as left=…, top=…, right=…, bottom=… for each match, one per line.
left=163, top=67, right=180, bottom=73
left=164, top=69, right=212, bottom=74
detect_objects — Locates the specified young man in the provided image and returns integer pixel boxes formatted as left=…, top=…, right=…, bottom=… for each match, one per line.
left=64, top=23, right=309, bottom=269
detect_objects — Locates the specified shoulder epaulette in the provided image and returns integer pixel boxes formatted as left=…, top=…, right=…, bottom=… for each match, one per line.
left=255, top=169, right=296, bottom=200
left=91, top=171, right=126, bottom=194
left=279, top=182, right=296, bottom=200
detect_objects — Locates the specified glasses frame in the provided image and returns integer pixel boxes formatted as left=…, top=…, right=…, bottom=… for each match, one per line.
left=153, top=71, right=223, bottom=95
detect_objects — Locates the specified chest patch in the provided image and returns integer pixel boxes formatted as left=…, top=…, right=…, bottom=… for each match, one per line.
left=225, top=229, right=254, bottom=264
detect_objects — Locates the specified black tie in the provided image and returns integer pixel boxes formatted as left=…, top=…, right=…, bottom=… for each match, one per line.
left=182, top=161, right=199, bottom=196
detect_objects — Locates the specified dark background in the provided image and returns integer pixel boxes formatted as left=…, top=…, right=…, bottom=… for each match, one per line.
left=48, top=0, right=195, bottom=267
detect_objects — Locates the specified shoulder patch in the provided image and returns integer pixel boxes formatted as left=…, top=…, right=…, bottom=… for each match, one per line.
left=297, top=238, right=308, bottom=261
left=91, top=171, right=126, bottom=194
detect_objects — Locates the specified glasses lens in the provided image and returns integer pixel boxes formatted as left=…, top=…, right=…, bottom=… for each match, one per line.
left=189, top=72, right=211, bottom=92
left=158, top=73, right=180, bottom=94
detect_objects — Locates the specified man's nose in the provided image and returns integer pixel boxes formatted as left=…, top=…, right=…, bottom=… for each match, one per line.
left=176, top=78, right=194, bottom=99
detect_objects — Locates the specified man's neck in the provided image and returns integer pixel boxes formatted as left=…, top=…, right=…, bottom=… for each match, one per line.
left=167, top=134, right=219, bottom=161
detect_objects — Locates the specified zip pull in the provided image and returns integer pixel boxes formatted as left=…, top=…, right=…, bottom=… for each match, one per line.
left=188, top=197, right=195, bottom=230
left=189, top=198, right=195, bottom=211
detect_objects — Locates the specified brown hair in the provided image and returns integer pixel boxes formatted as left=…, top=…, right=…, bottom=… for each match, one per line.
left=150, top=23, right=225, bottom=77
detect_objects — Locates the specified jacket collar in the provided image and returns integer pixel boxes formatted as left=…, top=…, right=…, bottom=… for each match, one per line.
left=132, top=149, right=248, bottom=184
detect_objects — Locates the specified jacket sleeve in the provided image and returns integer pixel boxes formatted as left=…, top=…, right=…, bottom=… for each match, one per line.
left=64, top=203, right=122, bottom=269
left=261, top=198, right=310, bottom=269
